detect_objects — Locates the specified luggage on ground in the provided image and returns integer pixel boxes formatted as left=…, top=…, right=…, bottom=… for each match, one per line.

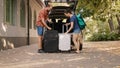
left=59, top=25, right=71, bottom=51
left=43, top=30, right=59, bottom=52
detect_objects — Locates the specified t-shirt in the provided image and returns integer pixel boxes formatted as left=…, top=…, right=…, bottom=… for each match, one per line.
left=36, top=8, right=49, bottom=27
left=70, top=15, right=80, bottom=30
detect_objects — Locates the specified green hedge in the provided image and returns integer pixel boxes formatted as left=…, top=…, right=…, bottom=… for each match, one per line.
left=88, top=32, right=120, bottom=41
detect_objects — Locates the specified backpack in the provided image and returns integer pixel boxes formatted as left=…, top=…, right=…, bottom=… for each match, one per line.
left=76, top=14, right=86, bottom=30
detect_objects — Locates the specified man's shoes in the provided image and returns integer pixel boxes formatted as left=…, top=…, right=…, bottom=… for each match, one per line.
left=38, top=49, right=45, bottom=53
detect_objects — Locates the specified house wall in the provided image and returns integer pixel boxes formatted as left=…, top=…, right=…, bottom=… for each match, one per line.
left=0, top=0, right=44, bottom=51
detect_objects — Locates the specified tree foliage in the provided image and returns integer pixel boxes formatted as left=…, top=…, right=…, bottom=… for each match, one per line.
left=76, top=0, right=120, bottom=41
left=76, top=0, right=120, bottom=20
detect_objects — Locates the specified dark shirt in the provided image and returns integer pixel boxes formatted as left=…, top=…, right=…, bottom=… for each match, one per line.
left=70, top=15, right=80, bottom=30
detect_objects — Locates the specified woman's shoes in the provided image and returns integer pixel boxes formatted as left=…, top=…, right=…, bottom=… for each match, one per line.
left=75, top=51, right=80, bottom=53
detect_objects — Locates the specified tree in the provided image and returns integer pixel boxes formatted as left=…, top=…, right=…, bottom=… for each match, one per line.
left=76, top=0, right=120, bottom=32
left=116, top=14, right=120, bottom=33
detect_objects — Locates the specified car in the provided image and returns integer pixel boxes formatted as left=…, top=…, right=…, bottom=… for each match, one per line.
left=44, top=0, right=78, bottom=19
left=44, top=0, right=78, bottom=33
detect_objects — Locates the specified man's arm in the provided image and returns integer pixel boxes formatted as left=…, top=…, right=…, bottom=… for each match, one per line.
left=41, top=18, right=51, bottom=30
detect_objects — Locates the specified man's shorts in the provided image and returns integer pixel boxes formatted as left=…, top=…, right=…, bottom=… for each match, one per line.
left=37, top=26, right=44, bottom=36
left=73, top=28, right=81, bottom=34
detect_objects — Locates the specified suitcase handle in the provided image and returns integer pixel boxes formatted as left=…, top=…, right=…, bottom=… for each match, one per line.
left=62, top=24, right=68, bottom=33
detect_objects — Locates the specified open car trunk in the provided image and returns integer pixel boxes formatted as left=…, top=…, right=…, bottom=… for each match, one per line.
left=44, top=0, right=78, bottom=33
left=44, top=0, right=78, bottom=19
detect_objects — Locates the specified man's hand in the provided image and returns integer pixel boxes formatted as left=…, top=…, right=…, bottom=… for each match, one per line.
left=47, top=19, right=53, bottom=23
left=48, top=27, right=52, bottom=30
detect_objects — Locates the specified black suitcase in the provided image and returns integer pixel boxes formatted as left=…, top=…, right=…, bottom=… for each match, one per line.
left=43, top=30, right=59, bottom=52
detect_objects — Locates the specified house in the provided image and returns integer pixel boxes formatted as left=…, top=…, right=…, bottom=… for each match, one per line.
left=0, top=0, right=44, bottom=51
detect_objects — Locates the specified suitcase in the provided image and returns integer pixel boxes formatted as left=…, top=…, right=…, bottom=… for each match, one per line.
left=59, top=25, right=71, bottom=51
left=43, top=30, right=59, bottom=52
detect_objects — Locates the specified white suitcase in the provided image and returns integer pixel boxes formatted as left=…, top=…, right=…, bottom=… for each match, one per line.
left=59, top=25, right=71, bottom=51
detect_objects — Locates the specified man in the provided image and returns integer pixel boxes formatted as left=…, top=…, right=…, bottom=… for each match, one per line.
left=36, top=4, right=52, bottom=53
left=64, top=9, right=82, bottom=53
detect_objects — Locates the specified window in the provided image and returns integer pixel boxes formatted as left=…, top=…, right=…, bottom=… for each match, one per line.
left=5, top=0, right=17, bottom=25
left=20, top=0, right=26, bottom=27
left=33, top=10, right=37, bottom=29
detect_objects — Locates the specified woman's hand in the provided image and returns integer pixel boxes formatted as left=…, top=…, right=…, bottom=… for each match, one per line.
left=64, top=23, right=70, bottom=26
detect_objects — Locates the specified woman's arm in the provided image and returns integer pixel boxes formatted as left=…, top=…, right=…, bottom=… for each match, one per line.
left=65, top=22, right=73, bottom=33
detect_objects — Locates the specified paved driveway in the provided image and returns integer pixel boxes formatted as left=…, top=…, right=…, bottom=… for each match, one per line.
left=0, top=41, right=120, bottom=68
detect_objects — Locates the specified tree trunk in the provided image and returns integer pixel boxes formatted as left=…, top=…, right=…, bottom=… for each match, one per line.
left=116, top=14, right=120, bottom=33
left=116, top=14, right=120, bottom=26
left=108, top=16, right=114, bottom=31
